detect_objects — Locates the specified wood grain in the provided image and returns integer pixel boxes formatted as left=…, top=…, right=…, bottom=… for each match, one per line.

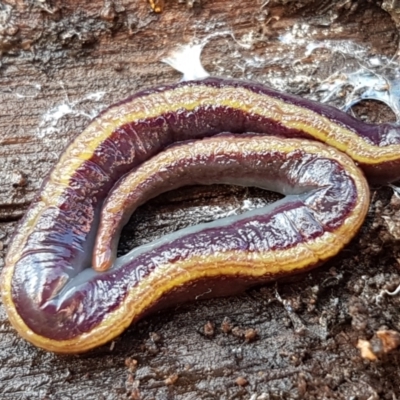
left=1, top=1, right=400, bottom=398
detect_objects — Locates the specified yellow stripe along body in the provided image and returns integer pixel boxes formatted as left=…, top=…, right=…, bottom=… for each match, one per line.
left=2, top=77, right=399, bottom=353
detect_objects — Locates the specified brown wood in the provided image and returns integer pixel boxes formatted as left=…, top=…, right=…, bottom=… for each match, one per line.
left=1, top=1, right=400, bottom=398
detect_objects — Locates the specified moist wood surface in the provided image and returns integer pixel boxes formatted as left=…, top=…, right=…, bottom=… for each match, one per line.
left=1, top=1, right=400, bottom=399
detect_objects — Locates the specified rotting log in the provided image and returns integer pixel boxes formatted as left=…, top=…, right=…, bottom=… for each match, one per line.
left=1, top=1, right=400, bottom=398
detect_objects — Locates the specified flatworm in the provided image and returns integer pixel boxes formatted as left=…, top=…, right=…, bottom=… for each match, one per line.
left=2, top=77, right=400, bottom=353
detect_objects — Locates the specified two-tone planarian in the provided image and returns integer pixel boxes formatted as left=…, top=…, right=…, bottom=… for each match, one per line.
left=2, top=77, right=400, bottom=353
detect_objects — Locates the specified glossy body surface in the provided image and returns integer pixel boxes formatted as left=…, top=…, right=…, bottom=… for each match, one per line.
left=2, top=77, right=400, bottom=353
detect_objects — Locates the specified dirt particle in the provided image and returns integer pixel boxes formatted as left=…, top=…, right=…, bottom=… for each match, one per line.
left=382, top=277, right=400, bottom=293
left=221, top=317, right=232, bottom=333
left=130, top=388, right=141, bottom=399
left=235, top=376, right=248, bottom=387
left=231, top=326, right=245, bottom=339
left=100, top=1, right=116, bottom=21
left=203, top=321, right=215, bottom=337
left=11, top=171, right=27, bottom=188
left=6, top=26, right=18, bottom=36
left=244, top=328, right=258, bottom=342
left=149, top=332, right=161, bottom=343
left=149, top=0, right=164, bottom=13
left=377, top=329, right=400, bottom=354
left=144, top=336, right=159, bottom=354
left=114, top=62, right=123, bottom=72
left=125, top=357, right=138, bottom=372
left=297, top=373, right=307, bottom=396
left=164, top=373, right=179, bottom=385
left=348, top=297, right=369, bottom=331
left=126, top=373, right=135, bottom=384
left=357, top=339, right=378, bottom=361
left=185, top=0, right=201, bottom=9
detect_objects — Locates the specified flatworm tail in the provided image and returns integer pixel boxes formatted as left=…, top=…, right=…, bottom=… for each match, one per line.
left=1, top=77, right=398, bottom=353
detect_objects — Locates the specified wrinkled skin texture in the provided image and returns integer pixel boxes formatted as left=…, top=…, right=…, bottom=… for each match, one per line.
left=3, top=77, right=400, bottom=353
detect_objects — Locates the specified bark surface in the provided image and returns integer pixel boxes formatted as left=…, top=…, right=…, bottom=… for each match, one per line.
left=1, top=1, right=400, bottom=399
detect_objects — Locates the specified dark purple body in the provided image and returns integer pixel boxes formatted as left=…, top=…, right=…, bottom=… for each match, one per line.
left=8, top=78, right=397, bottom=342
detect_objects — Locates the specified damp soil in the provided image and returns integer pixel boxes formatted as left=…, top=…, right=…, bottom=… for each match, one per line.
left=1, top=1, right=400, bottom=399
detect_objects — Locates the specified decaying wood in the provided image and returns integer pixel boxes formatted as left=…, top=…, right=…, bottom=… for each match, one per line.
left=1, top=1, right=400, bottom=399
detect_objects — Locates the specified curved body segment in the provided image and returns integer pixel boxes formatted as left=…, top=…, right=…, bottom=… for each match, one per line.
left=2, top=77, right=399, bottom=353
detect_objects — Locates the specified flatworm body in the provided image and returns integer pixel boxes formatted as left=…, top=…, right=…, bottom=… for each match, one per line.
left=2, top=77, right=400, bottom=353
